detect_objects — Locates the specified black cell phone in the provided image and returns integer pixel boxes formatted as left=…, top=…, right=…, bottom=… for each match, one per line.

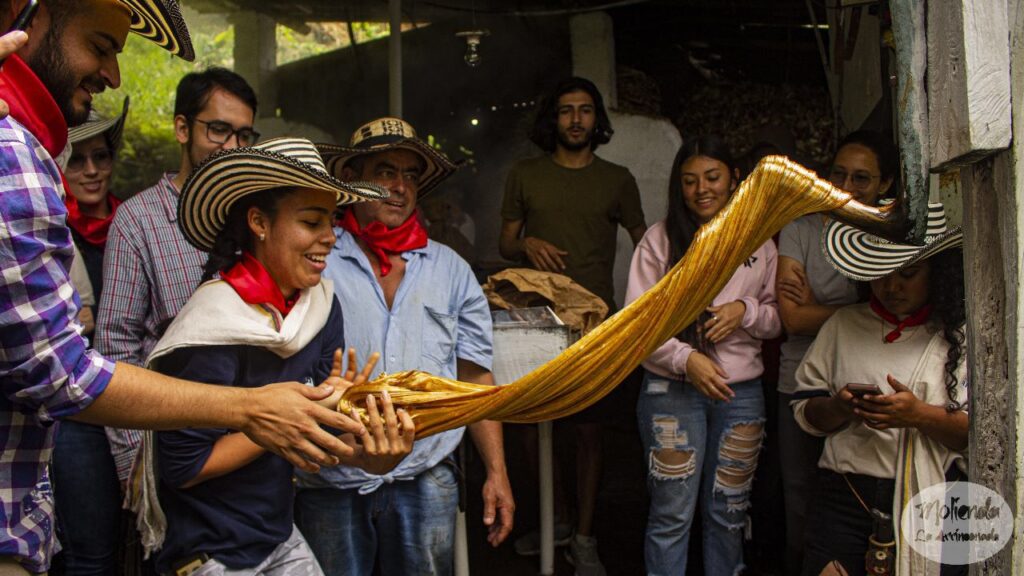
left=0, top=0, right=38, bottom=67
left=847, top=382, right=882, bottom=397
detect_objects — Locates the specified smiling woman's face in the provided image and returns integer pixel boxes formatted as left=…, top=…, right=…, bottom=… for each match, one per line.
left=249, top=187, right=338, bottom=298
left=681, top=155, right=737, bottom=225
left=66, top=135, right=113, bottom=207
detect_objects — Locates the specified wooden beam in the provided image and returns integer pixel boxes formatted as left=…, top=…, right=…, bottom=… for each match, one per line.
left=963, top=155, right=1019, bottom=575
left=964, top=2, right=1022, bottom=572
left=927, top=0, right=1012, bottom=172
left=889, top=0, right=930, bottom=241
left=1007, top=0, right=1024, bottom=572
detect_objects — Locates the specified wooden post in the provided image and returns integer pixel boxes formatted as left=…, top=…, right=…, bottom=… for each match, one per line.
left=891, top=0, right=1022, bottom=570
left=889, top=0, right=930, bottom=241
left=961, top=155, right=1019, bottom=575
left=927, top=0, right=1012, bottom=171
left=960, top=0, right=1023, bottom=573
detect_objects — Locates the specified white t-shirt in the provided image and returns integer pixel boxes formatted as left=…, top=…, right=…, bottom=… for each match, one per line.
left=791, top=303, right=965, bottom=479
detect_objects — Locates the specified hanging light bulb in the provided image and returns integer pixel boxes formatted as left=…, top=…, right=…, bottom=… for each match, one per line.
left=456, top=29, right=490, bottom=67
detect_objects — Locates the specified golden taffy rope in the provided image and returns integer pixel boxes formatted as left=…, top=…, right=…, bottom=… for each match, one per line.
left=338, top=156, right=851, bottom=437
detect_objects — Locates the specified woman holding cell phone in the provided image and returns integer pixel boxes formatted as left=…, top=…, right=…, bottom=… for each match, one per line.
left=773, top=130, right=898, bottom=575
left=791, top=202, right=968, bottom=576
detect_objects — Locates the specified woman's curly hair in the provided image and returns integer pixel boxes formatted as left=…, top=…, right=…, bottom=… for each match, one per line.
left=926, top=247, right=967, bottom=411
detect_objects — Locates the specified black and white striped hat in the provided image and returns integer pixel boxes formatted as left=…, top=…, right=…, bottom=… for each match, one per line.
left=179, top=137, right=388, bottom=252
left=68, top=97, right=129, bottom=150
left=119, top=0, right=195, bottom=61
left=823, top=202, right=963, bottom=281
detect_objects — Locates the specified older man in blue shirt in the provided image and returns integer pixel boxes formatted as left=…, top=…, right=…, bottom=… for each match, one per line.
left=296, top=118, right=514, bottom=574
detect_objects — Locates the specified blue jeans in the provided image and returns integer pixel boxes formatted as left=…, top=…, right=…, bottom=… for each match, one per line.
left=51, top=420, right=122, bottom=575
left=294, top=462, right=459, bottom=576
left=637, top=371, right=766, bottom=576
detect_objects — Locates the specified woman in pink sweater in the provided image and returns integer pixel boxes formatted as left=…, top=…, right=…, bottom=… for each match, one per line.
left=625, top=135, right=781, bottom=576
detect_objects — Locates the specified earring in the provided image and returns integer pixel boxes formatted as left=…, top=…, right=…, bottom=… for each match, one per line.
left=259, top=233, right=266, bottom=241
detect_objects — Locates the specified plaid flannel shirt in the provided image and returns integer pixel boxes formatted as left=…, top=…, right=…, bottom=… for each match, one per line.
left=95, top=174, right=206, bottom=480
left=0, top=117, right=115, bottom=571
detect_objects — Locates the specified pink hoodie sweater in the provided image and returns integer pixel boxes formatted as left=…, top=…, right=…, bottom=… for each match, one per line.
left=625, top=221, right=781, bottom=383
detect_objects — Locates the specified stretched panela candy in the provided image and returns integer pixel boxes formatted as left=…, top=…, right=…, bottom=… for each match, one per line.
left=337, top=156, right=885, bottom=437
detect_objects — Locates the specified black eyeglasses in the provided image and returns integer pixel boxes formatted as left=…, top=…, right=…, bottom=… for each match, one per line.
left=829, top=167, right=881, bottom=191
left=66, top=149, right=113, bottom=173
left=193, top=118, right=260, bottom=147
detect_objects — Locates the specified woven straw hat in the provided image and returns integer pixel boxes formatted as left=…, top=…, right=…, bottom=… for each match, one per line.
left=118, top=0, right=195, bottom=61
left=68, top=96, right=129, bottom=150
left=823, top=202, right=963, bottom=281
left=317, top=117, right=456, bottom=197
left=179, top=137, right=388, bottom=252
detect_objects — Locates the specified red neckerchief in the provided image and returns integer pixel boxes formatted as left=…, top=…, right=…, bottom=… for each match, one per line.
left=0, top=55, right=68, bottom=159
left=869, top=294, right=932, bottom=343
left=337, top=208, right=428, bottom=277
left=65, top=194, right=122, bottom=248
left=220, top=252, right=300, bottom=317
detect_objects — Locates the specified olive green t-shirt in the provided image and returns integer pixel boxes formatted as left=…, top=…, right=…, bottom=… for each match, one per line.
left=501, top=155, right=645, bottom=307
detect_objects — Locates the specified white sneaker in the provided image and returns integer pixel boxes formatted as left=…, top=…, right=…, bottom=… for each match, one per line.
left=565, top=534, right=607, bottom=576
left=513, top=522, right=573, bottom=556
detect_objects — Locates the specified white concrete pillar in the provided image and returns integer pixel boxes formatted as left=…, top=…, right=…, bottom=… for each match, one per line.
left=233, top=13, right=278, bottom=118
left=570, top=12, right=617, bottom=109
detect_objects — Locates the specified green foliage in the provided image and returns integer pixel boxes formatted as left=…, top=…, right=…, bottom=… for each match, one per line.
left=92, top=16, right=395, bottom=197
left=92, top=20, right=234, bottom=196
left=276, top=21, right=394, bottom=66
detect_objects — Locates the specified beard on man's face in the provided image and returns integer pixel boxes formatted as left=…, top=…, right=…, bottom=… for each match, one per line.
left=25, top=28, right=90, bottom=127
left=556, top=125, right=594, bottom=152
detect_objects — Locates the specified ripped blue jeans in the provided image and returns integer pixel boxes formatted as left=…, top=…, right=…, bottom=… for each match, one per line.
left=637, top=371, right=765, bottom=576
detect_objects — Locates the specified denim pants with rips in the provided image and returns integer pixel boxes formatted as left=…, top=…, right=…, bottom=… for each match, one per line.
left=294, top=461, right=459, bottom=576
left=637, top=371, right=766, bottom=576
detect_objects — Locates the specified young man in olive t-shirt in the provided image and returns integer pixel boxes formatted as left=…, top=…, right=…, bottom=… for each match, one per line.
left=499, top=77, right=646, bottom=576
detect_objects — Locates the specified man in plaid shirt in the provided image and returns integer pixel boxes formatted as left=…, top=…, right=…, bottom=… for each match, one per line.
left=0, top=2, right=367, bottom=573
left=96, top=67, right=259, bottom=484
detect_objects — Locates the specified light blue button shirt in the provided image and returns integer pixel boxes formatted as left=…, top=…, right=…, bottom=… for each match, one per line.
left=296, top=229, right=494, bottom=493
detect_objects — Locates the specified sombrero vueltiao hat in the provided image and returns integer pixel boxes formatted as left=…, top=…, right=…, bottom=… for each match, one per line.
left=179, top=137, right=389, bottom=252
left=68, top=96, right=129, bottom=150
left=823, top=202, right=963, bottom=281
left=118, top=0, right=195, bottom=61
left=317, top=117, right=457, bottom=197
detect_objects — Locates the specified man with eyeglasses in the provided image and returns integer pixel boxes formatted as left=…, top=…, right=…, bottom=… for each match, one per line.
left=96, top=67, right=260, bottom=484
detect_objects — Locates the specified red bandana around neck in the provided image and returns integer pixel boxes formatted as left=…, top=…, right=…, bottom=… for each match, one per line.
left=65, top=194, right=122, bottom=248
left=869, top=294, right=932, bottom=343
left=337, top=208, right=428, bottom=277
left=0, top=55, right=68, bottom=159
left=220, top=252, right=300, bottom=317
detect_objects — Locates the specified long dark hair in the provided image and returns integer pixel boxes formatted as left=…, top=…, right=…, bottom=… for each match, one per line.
left=529, top=77, right=613, bottom=153
left=665, top=135, right=738, bottom=267
left=199, top=187, right=291, bottom=284
left=666, top=135, right=738, bottom=347
left=926, top=247, right=967, bottom=411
